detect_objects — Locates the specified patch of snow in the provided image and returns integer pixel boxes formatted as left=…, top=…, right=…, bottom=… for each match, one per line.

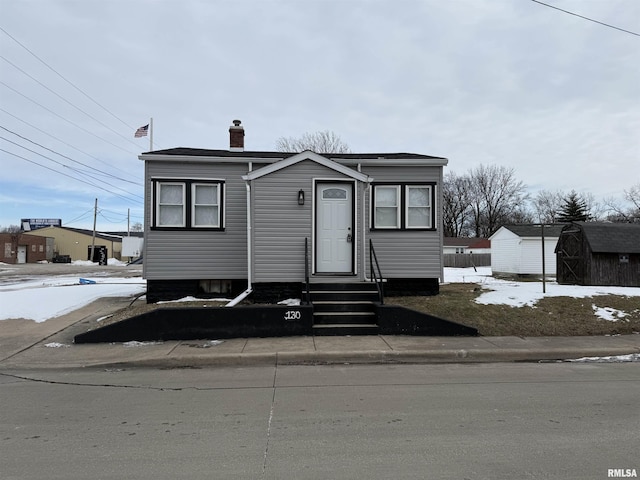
left=444, top=267, right=640, bottom=308
left=157, top=296, right=231, bottom=304
left=44, top=342, right=70, bottom=348
left=107, top=258, right=128, bottom=266
left=593, top=305, right=629, bottom=322
left=203, top=340, right=224, bottom=347
left=278, top=298, right=301, bottom=306
left=0, top=275, right=146, bottom=322
left=567, top=353, right=640, bottom=363
left=122, top=341, right=162, bottom=347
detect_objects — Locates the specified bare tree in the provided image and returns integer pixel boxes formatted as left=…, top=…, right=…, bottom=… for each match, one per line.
left=604, top=182, right=640, bottom=222
left=625, top=183, right=640, bottom=217
left=276, top=130, right=351, bottom=154
left=0, top=224, right=21, bottom=233
left=531, top=190, right=564, bottom=223
left=442, top=172, right=473, bottom=237
left=468, top=164, right=529, bottom=237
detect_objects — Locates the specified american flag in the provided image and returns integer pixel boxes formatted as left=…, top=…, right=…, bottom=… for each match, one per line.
left=134, top=124, right=149, bottom=138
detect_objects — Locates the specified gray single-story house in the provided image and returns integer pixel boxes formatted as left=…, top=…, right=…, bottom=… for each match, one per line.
left=139, top=120, right=448, bottom=304
left=556, top=221, right=640, bottom=287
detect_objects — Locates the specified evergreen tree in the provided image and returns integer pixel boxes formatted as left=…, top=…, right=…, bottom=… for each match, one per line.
left=557, top=190, right=590, bottom=222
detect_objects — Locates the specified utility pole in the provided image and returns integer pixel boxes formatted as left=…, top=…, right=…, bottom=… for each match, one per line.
left=90, top=198, right=97, bottom=263
left=127, top=208, right=130, bottom=236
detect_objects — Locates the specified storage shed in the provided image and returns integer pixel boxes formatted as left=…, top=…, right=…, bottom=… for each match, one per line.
left=556, top=222, right=640, bottom=287
left=490, top=225, right=564, bottom=276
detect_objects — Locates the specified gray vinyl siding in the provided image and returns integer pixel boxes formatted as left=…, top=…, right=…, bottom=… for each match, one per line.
left=364, top=165, right=443, bottom=279
left=142, top=157, right=444, bottom=283
left=252, top=160, right=361, bottom=282
left=143, top=162, right=249, bottom=280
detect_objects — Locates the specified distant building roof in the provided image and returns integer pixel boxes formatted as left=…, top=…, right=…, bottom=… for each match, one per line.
left=27, top=226, right=143, bottom=241
left=444, top=237, right=475, bottom=247
left=467, top=238, right=491, bottom=249
left=444, top=237, right=489, bottom=248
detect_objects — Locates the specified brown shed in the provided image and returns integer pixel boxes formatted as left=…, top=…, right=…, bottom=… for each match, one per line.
left=556, top=222, right=640, bottom=287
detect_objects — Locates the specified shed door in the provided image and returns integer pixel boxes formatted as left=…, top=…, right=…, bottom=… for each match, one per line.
left=316, top=183, right=354, bottom=273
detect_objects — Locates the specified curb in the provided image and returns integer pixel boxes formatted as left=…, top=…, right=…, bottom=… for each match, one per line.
left=40, top=345, right=640, bottom=370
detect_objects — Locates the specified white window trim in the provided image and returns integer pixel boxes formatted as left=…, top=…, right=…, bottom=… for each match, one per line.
left=373, top=185, right=400, bottom=229
left=156, top=181, right=186, bottom=227
left=405, top=185, right=432, bottom=229
left=152, top=178, right=225, bottom=230
left=191, top=183, right=221, bottom=228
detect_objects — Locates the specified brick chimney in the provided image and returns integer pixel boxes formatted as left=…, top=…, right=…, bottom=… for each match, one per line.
left=229, top=119, right=244, bottom=151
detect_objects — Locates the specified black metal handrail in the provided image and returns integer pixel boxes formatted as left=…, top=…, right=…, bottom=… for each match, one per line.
left=304, top=237, right=310, bottom=304
left=369, top=239, right=384, bottom=305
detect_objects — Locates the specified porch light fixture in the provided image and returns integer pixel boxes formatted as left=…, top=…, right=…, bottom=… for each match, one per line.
left=298, top=189, right=305, bottom=205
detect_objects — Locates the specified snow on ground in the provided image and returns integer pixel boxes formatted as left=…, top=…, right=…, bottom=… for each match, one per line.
left=0, top=260, right=146, bottom=322
left=1, top=265, right=639, bottom=323
left=444, top=267, right=640, bottom=309
left=567, top=353, right=640, bottom=363
left=157, top=296, right=232, bottom=304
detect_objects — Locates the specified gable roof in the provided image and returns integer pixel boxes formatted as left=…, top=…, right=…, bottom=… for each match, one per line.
left=501, top=225, right=565, bottom=238
left=570, top=222, right=640, bottom=253
left=140, top=148, right=448, bottom=167
left=242, top=151, right=370, bottom=182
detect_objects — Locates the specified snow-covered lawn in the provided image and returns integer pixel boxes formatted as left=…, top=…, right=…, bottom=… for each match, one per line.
left=0, top=260, right=146, bottom=322
left=444, top=267, right=640, bottom=321
left=1, top=264, right=639, bottom=323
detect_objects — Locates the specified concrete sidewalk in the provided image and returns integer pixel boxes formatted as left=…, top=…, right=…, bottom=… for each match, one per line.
left=1, top=297, right=639, bottom=370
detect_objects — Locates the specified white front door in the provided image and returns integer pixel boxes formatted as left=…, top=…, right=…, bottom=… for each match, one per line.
left=17, top=245, right=27, bottom=264
left=316, top=183, right=353, bottom=273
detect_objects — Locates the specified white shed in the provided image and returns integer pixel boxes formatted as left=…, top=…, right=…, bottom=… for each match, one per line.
left=490, top=225, right=563, bottom=276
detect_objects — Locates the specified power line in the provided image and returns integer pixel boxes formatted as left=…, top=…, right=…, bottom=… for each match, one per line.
left=530, top=0, right=640, bottom=37
left=0, top=25, right=140, bottom=132
left=0, top=80, right=139, bottom=155
left=0, top=125, right=142, bottom=186
left=1, top=54, right=146, bottom=150
left=0, top=108, right=141, bottom=180
left=0, top=145, right=143, bottom=204
left=0, top=134, right=143, bottom=202
left=65, top=208, right=95, bottom=225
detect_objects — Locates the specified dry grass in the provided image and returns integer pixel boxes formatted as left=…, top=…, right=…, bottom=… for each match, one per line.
left=388, top=283, right=640, bottom=337
left=97, top=284, right=640, bottom=337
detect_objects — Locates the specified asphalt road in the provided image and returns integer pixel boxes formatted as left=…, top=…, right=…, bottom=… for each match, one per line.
left=1, top=362, right=638, bottom=480
left=0, top=262, right=143, bottom=286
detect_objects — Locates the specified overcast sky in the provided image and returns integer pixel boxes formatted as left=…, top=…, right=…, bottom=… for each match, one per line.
left=1, top=0, right=638, bottom=231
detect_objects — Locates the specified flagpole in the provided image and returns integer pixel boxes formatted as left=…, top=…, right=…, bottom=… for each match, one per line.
left=149, top=117, right=153, bottom=151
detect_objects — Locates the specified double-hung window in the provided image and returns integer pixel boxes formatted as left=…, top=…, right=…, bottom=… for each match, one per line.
left=153, top=179, right=224, bottom=230
left=192, top=183, right=220, bottom=228
left=372, top=183, right=435, bottom=230
left=374, top=186, right=400, bottom=229
left=406, top=185, right=432, bottom=229
left=157, top=182, right=186, bottom=227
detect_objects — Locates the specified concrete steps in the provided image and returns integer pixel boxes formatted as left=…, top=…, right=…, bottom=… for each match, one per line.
left=309, top=283, right=381, bottom=336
